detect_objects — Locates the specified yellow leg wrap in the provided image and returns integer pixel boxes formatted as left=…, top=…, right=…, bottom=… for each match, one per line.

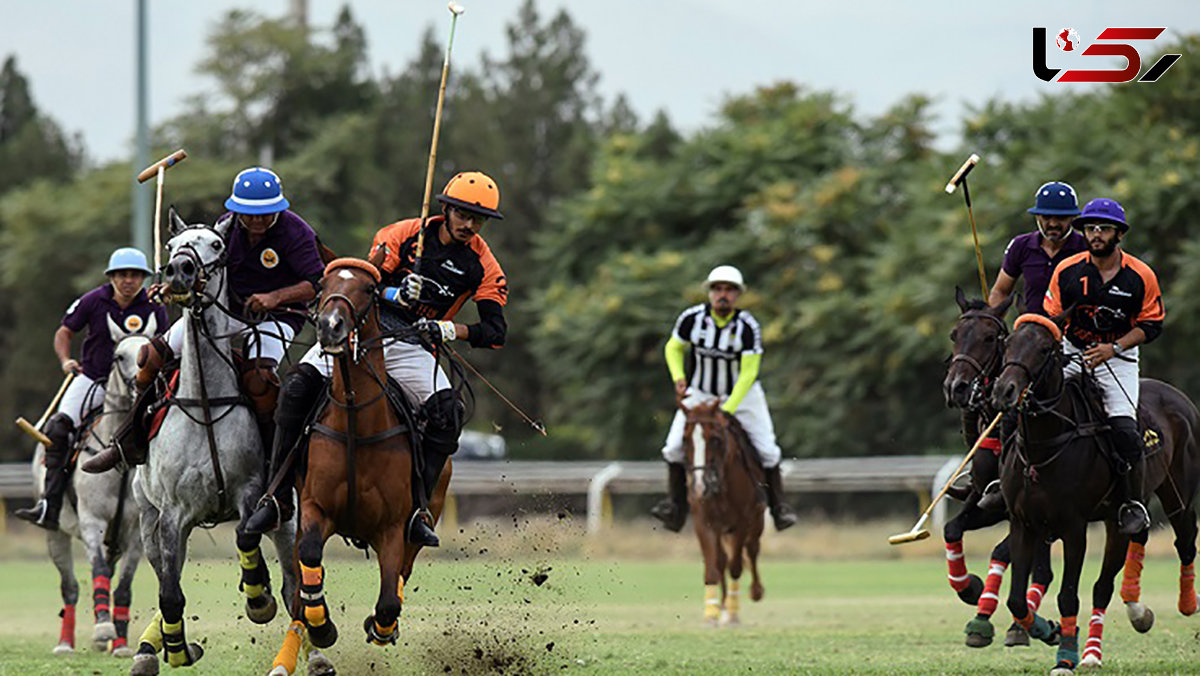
left=704, top=584, right=721, bottom=620
left=727, top=580, right=741, bottom=616
left=272, top=621, right=304, bottom=675
left=137, top=611, right=164, bottom=651
left=397, top=574, right=405, bottom=604
left=300, top=563, right=323, bottom=587
left=238, top=547, right=261, bottom=570
left=163, top=620, right=188, bottom=667
left=243, top=583, right=265, bottom=599
left=303, top=604, right=327, bottom=628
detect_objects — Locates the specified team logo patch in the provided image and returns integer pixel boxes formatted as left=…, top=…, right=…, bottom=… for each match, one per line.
left=124, top=315, right=144, bottom=332
left=260, top=248, right=280, bottom=269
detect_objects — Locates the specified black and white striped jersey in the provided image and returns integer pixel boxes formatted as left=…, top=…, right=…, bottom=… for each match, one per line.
left=671, top=304, right=763, bottom=396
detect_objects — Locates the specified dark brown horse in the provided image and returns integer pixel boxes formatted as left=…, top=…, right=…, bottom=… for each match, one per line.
left=942, top=289, right=1056, bottom=648
left=269, top=258, right=451, bottom=675
left=680, top=393, right=765, bottom=626
left=992, top=313, right=1200, bottom=672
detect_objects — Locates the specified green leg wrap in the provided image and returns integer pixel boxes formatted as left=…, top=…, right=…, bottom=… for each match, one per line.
left=1056, top=634, right=1079, bottom=669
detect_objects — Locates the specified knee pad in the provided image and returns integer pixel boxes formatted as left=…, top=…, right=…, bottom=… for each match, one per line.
left=43, top=412, right=76, bottom=465
left=276, top=364, right=325, bottom=425
left=421, top=390, right=462, bottom=451
left=241, top=358, right=280, bottom=420
left=136, top=336, right=173, bottom=389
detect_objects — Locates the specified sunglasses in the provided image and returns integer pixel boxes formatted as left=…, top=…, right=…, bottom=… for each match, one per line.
left=451, top=206, right=488, bottom=225
left=1082, top=224, right=1118, bottom=234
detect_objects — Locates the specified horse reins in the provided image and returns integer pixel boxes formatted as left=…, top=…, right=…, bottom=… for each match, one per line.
left=950, top=311, right=1008, bottom=411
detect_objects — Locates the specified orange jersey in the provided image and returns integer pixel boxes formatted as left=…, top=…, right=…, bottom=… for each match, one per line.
left=1044, top=250, right=1164, bottom=348
left=371, top=216, right=508, bottom=323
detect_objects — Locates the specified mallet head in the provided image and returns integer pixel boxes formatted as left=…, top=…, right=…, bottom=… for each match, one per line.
left=945, top=153, right=981, bottom=194
left=448, top=2, right=465, bottom=15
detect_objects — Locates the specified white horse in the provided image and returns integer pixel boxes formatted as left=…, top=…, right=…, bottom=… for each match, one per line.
left=129, top=210, right=298, bottom=675
left=33, top=316, right=153, bottom=657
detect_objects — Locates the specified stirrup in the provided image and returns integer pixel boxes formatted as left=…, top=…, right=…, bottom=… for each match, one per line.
left=1118, top=501, right=1150, bottom=534
left=244, top=495, right=281, bottom=535
left=976, top=479, right=1004, bottom=511
left=406, top=509, right=439, bottom=547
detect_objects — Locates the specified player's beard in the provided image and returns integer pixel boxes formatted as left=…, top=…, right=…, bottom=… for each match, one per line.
left=1091, top=235, right=1119, bottom=258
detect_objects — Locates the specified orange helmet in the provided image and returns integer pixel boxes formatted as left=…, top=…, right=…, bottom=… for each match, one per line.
left=435, top=171, right=504, bottom=220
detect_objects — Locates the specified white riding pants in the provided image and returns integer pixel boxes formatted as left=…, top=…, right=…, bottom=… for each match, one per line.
left=166, top=316, right=296, bottom=366
left=57, top=373, right=105, bottom=426
left=299, top=338, right=450, bottom=406
left=661, top=382, right=782, bottom=468
left=1062, top=341, right=1140, bottom=419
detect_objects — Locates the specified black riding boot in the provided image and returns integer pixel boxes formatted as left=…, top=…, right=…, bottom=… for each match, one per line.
left=650, top=463, right=688, bottom=532
left=764, top=466, right=799, bottom=531
left=16, top=413, right=75, bottom=531
left=1111, top=416, right=1150, bottom=535
left=245, top=364, right=324, bottom=536
left=407, top=390, right=462, bottom=548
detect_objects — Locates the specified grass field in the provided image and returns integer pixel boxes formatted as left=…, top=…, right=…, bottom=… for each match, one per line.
left=3, top=518, right=1200, bottom=674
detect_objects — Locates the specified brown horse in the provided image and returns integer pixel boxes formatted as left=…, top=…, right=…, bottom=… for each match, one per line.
left=269, top=258, right=451, bottom=675
left=680, top=393, right=765, bottom=626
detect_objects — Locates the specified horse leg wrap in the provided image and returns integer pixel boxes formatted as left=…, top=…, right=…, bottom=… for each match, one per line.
left=397, top=574, right=405, bottom=604
left=92, top=574, right=112, bottom=618
left=945, top=541, right=970, bottom=592
left=726, top=580, right=741, bottom=616
left=1056, top=616, right=1079, bottom=668
left=1121, top=542, right=1146, bottom=603
left=112, top=607, right=130, bottom=648
left=704, top=585, right=721, bottom=621
left=162, top=619, right=195, bottom=667
left=137, top=610, right=163, bottom=653
left=1082, top=608, right=1104, bottom=664
left=1180, top=563, right=1197, bottom=616
left=59, top=604, right=76, bottom=648
left=300, top=563, right=329, bottom=628
left=1025, top=582, right=1047, bottom=613
left=272, top=620, right=304, bottom=675
left=239, top=547, right=267, bottom=599
left=977, top=559, right=1006, bottom=618
left=365, top=615, right=398, bottom=645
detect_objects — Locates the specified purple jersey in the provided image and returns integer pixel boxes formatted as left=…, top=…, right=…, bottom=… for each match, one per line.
left=62, top=284, right=169, bottom=380
left=223, top=210, right=324, bottom=331
left=1000, top=230, right=1087, bottom=315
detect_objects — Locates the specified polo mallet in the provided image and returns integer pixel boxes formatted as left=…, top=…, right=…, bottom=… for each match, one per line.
left=888, top=410, right=1003, bottom=545
left=14, top=372, right=76, bottom=447
left=944, top=153, right=988, bottom=299
left=137, top=149, right=188, bottom=282
left=410, top=2, right=465, bottom=291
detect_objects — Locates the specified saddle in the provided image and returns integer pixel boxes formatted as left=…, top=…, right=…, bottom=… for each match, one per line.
left=146, top=353, right=260, bottom=442
left=296, top=375, right=419, bottom=480
left=1061, top=373, right=1162, bottom=465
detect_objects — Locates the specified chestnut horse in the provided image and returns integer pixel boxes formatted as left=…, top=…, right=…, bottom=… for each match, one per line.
left=269, top=258, right=451, bottom=675
left=992, top=314, right=1200, bottom=672
left=680, top=392, right=765, bottom=626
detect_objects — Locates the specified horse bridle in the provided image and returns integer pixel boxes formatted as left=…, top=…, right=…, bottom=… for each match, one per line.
left=169, top=240, right=228, bottom=309
left=949, top=311, right=1009, bottom=410
left=318, top=279, right=379, bottom=365
left=685, top=414, right=727, bottom=497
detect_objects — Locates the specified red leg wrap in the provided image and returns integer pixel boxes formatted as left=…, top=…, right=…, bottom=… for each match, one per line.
left=1082, top=608, right=1105, bottom=662
left=1026, top=582, right=1047, bottom=613
left=1180, top=563, right=1197, bottom=616
left=59, top=604, right=76, bottom=648
left=945, top=541, right=970, bottom=591
left=1060, top=615, right=1078, bottom=638
left=1120, top=542, right=1145, bottom=603
left=976, top=559, right=1006, bottom=617
left=93, top=575, right=111, bottom=616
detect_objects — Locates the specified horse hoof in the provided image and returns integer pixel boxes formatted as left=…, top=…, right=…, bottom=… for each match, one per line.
left=1004, top=623, right=1030, bottom=647
left=52, top=642, right=74, bottom=656
left=1079, top=654, right=1102, bottom=669
left=719, top=611, right=740, bottom=627
left=308, top=619, right=339, bottom=649
left=750, top=583, right=764, bottom=602
left=1050, top=667, right=1075, bottom=676
left=307, top=649, right=337, bottom=676
left=247, top=592, right=279, bottom=624
left=112, top=645, right=136, bottom=658
left=1127, top=602, right=1155, bottom=633
left=94, top=620, right=118, bottom=642
left=1179, top=593, right=1198, bottom=616
left=93, top=638, right=112, bottom=652
left=363, top=615, right=398, bottom=646
left=130, top=652, right=160, bottom=676
left=957, top=574, right=984, bottom=605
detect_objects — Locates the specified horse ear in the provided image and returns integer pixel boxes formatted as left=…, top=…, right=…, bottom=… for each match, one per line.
left=955, top=286, right=969, bottom=313
left=990, top=293, right=1015, bottom=318
left=141, top=313, right=158, bottom=336
left=168, top=206, right=187, bottom=237
left=367, top=242, right=387, bottom=269
left=106, top=314, right=127, bottom=343
left=214, top=213, right=235, bottom=239
left=1052, top=303, right=1075, bottom=330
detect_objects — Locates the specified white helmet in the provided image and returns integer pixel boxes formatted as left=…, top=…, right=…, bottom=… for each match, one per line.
left=704, top=265, right=744, bottom=290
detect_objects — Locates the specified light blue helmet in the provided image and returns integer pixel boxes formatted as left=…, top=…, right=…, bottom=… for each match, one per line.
left=105, top=247, right=153, bottom=275
left=225, top=166, right=290, bottom=215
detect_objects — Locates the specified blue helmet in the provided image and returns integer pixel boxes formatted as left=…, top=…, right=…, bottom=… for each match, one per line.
left=1027, top=181, right=1081, bottom=216
left=1073, top=198, right=1129, bottom=233
left=105, top=247, right=153, bottom=275
left=225, top=167, right=290, bottom=215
